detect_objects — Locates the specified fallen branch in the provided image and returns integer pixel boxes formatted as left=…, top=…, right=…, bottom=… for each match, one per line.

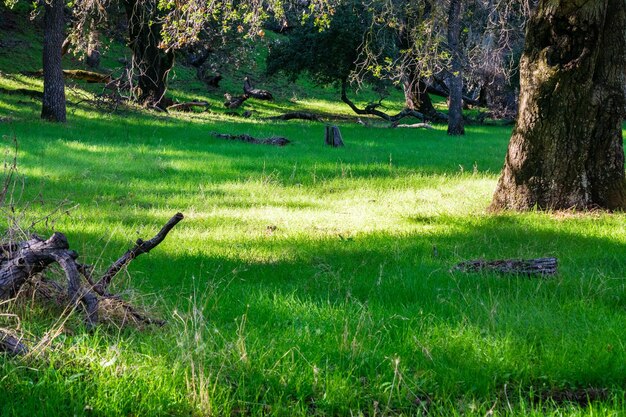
left=0, top=213, right=184, bottom=354
left=392, top=123, right=434, bottom=129
left=212, top=132, right=290, bottom=147
left=22, top=69, right=113, bottom=83
left=224, top=93, right=249, bottom=109
left=95, top=213, right=185, bottom=294
left=340, top=80, right=447, bottom=124
left=266, top=112, right=324, bottom=122
left=167, top=101, right=209, bottom=112
left=243, top=76, right=273, bottom=101
left=451, top=257, right=558, bottom=276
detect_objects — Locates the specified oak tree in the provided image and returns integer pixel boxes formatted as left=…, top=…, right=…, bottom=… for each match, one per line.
left=490, top=0, right=626, bottom=211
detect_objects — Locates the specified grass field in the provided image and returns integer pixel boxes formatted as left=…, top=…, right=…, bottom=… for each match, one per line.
left=2, top=14, right=626, bottom=416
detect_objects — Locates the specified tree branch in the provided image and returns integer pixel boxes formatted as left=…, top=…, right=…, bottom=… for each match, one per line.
left=340, top=79, right=434, bottom=123
left=95, top=213, right=184, bottom=293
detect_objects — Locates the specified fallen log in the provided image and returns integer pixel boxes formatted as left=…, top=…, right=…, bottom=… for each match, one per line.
left=0, top=213, right=183, bottom=354
left=212, top=132, right=290, bottom=146
left=21, top=69, right=112, bottom=83
left=392, top=122, right=434, bottom=129
left=243, top=76, right=273, bottom=101
left=266, top=112, right=324, bottom=122
left=451, top=257, right=558, bottom=276
left=167, top=101, right=209, bottom=112
left=0, top=329, right=27, bottom=356
left=224, top=93, right=249, bottom=109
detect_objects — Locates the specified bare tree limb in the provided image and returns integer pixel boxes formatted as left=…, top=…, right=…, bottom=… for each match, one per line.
left=95, top=213, right=184, bottom=293
left=341, top=79, right=447, bottom=124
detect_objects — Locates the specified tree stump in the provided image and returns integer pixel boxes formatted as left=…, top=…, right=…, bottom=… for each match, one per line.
left=325, top=125, right=344, bottom=147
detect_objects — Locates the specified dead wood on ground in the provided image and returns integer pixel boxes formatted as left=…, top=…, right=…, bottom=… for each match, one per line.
left=212, top=132, right=291, bottom=146
left=0, top=213, right=184, bottom=355
left=451, top=257, right=558, bottom=276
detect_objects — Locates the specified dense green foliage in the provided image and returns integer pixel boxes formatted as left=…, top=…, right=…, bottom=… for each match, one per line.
left=1, top=6, right=626, bottom=417
left=266, top=0, right=370, bottom=85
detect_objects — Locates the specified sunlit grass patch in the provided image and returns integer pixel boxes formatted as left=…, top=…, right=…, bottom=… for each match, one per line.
left=1, top=38, right=626, bottom=416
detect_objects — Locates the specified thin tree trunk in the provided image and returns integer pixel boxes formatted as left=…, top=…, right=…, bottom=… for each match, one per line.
left=490, top=0, right=626, bottom=211
left=446, top=0, right=464, bottom=135
left=41, top=0, right=66, bottom=122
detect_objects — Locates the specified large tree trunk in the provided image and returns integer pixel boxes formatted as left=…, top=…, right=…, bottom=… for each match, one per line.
left=446, top=0, right=464, bottom=136
left=123, top=0, right=174, bottom=110
left=490, top=0, right=626, bottom=211
left=41, top=0, right=66, bottom=122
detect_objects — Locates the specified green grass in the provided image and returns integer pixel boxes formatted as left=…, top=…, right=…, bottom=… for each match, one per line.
left=2, top=9, right=626, bottom=416
left=1, top=90, right=626, bottom=416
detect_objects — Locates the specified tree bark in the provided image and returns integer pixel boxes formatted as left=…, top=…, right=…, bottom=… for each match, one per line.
left=41, top=0, right=66, bottom=122
left=446, top=0, right=464, bottom=136
left=402, top=75, right=441, bottom=122
left=123, top=0, right=174, bottom=110
left=490, top=0, right=626, bottom=211
left=325, top=125, right=344, bottom=147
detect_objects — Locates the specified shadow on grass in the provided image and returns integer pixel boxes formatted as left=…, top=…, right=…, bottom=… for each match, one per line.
left=19, top=212, right=619, bottom=404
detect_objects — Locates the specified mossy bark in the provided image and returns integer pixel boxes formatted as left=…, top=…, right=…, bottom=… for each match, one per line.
left=490, top=0, right=626, bottom=211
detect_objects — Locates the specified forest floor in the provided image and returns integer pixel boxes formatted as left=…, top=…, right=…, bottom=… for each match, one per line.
left=1, top=6, right=626, bottom=416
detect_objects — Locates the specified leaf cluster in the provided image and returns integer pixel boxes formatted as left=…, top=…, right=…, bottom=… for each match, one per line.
left=266, top=0, right=371, bottom=86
